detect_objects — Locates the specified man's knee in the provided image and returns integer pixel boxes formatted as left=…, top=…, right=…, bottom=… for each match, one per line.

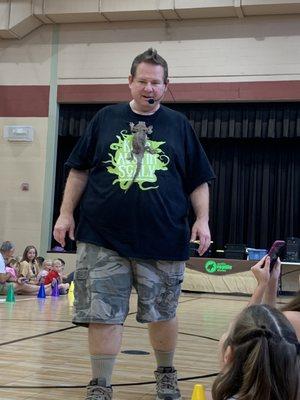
left=89, top=323, right=122, bottom=337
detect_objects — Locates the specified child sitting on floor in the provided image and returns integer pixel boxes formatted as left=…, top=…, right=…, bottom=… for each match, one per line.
left=5, top=258, right=19, bottom=282
left=43, top=260, right=69, bottom=294
left=36, top=259, right=53, bottom=284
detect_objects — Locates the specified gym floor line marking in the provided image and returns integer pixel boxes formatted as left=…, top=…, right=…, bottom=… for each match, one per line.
left=124, top=324, right=219, bottom=342
left=0, top=372, right=219, bottom=389
left=0, top=318, right=72, bottom=323
left=0, top=325, right=77, bottom=347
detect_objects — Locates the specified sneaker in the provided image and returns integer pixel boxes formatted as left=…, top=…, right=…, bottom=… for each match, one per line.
left=154, top=367, right=182, bottom=400
left=86, top=378, right=113, bottom=400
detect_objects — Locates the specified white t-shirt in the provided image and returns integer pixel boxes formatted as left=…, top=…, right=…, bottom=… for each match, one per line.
left=0, top=253, right=6, bottom=273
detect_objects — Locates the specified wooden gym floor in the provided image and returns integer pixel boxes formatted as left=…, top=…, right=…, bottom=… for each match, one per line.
left=0, top=290, right=290, bottom=400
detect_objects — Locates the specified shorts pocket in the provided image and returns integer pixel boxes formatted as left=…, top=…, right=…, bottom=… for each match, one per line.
left=74, top=268, right=90, bottom=310
left=165, top=274, right=184, bottom=287
left=156, top=272, right=183, bottom=317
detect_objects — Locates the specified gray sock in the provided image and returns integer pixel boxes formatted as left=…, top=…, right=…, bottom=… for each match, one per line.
left=154, top=350, right=175, bottom=369
left=90, top=354, right=116, bottom=386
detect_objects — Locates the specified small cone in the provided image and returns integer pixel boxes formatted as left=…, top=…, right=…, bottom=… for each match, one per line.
left=69, top=281, right=74, bottom=293
left=37, top=283, right=46, bottom=299
left=51, top=280, right=60, bottom=297
left=68, top=290, right=75, bottom=307
left=191, top=384, right=206, bottom=400
left=6, top=283, right=16, bottom=303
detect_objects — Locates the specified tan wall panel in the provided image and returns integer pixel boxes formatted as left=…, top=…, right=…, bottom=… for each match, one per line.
left=1, top=16, right=300, bottom=85
left=0, top=25, right=52, bottom=85
left=57, top=16, right=300, bottom=84
left=0, top=117, right=48, bottom=255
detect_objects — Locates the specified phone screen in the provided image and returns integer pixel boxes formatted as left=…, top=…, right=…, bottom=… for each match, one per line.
left=267, top=240, right=286, bottom=271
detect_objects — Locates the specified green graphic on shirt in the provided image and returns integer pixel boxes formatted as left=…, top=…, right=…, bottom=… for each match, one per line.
left=103, top=130, right=170, bottom=191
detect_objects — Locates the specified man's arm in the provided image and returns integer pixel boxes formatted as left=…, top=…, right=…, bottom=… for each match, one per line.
left=190, top=182, right=211, bottom=256
left=0, top=272, right=11, bottom=284
left=0, top=254, right=10, bottom=283
left=53, top=168, right=89, bottom=247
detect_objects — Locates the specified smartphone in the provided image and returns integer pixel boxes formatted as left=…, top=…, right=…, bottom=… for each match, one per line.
left=267, top=240, right=286, bottom=271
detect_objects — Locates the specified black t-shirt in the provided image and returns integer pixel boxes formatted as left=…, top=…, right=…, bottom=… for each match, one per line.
left=66, top=103, right=215, bottom=260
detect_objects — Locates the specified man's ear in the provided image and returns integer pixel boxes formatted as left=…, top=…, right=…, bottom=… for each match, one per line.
left=128, top=75, right=133, bottom=87
left=164, top=79, right=169, bottom=92
left=223, top=345, right=234, bottom=365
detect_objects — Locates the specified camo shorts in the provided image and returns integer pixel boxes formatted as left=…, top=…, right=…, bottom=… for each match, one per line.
left=73, top=242, right=185, bottom=326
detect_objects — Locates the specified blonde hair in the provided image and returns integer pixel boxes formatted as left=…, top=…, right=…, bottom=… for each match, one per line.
left=9, top=258, right=20, bottom=272
left=42, top=259, right=53, bottom=268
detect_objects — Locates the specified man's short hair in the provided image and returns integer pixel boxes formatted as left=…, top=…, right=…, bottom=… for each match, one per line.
left=0, top=241, right=15, bottom=253
left=130, top=48, right=168, bottom=83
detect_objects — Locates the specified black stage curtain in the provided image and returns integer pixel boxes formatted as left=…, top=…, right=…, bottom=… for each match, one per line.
left=52, top=102, right=300, bottom=251
left=59, top=102, right=300, bottom=139
left=202, top=138, right=299, bottom=249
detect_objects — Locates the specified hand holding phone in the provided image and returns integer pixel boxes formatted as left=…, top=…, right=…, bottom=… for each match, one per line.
left=267, top=240, right=286, bottom=271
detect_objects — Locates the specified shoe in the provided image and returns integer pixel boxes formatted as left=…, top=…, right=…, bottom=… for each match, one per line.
left=154, top=367, right=181, bottom=400
left=86, top=378, right=113, bottom=400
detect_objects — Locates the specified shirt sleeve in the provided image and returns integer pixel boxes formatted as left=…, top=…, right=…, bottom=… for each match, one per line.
left=65, top=111, right=101, bottom=170
left=19, top=261, right=31, bottom=278
left=184, top=121, right=215, bottom=194
left=0, top=254, right=5, bottom=273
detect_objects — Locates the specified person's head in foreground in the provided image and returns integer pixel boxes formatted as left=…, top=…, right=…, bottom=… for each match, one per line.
left=212, top=304, right=299, bottom=400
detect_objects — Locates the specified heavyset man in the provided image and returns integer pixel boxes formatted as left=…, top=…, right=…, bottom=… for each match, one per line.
left=54, top=48, right=215, bottom=400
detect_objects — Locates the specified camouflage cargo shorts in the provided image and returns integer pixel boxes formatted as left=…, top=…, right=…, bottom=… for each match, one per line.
left=73, top=242, right=185, bottom=326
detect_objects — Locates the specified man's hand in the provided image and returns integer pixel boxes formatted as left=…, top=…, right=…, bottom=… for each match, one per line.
left=190, top=218, right=211, bottom=256
left=53, top=214, right=75, bottom=248
left=53, top=168, right=88, bottom=248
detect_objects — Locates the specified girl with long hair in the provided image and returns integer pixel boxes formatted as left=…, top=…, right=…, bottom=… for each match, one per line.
left=212, top=304, right=299, bottom=400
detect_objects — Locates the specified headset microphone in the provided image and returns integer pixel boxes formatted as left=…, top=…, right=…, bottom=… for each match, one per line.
left=147, top=90, right=167, bottom=105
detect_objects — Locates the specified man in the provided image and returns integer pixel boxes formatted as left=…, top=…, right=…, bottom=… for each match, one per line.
left=0, top=246, right=9, bottom=284
left=54, top=48, right=215, bottom=400
left=0, top=241, right=15, bottom=292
